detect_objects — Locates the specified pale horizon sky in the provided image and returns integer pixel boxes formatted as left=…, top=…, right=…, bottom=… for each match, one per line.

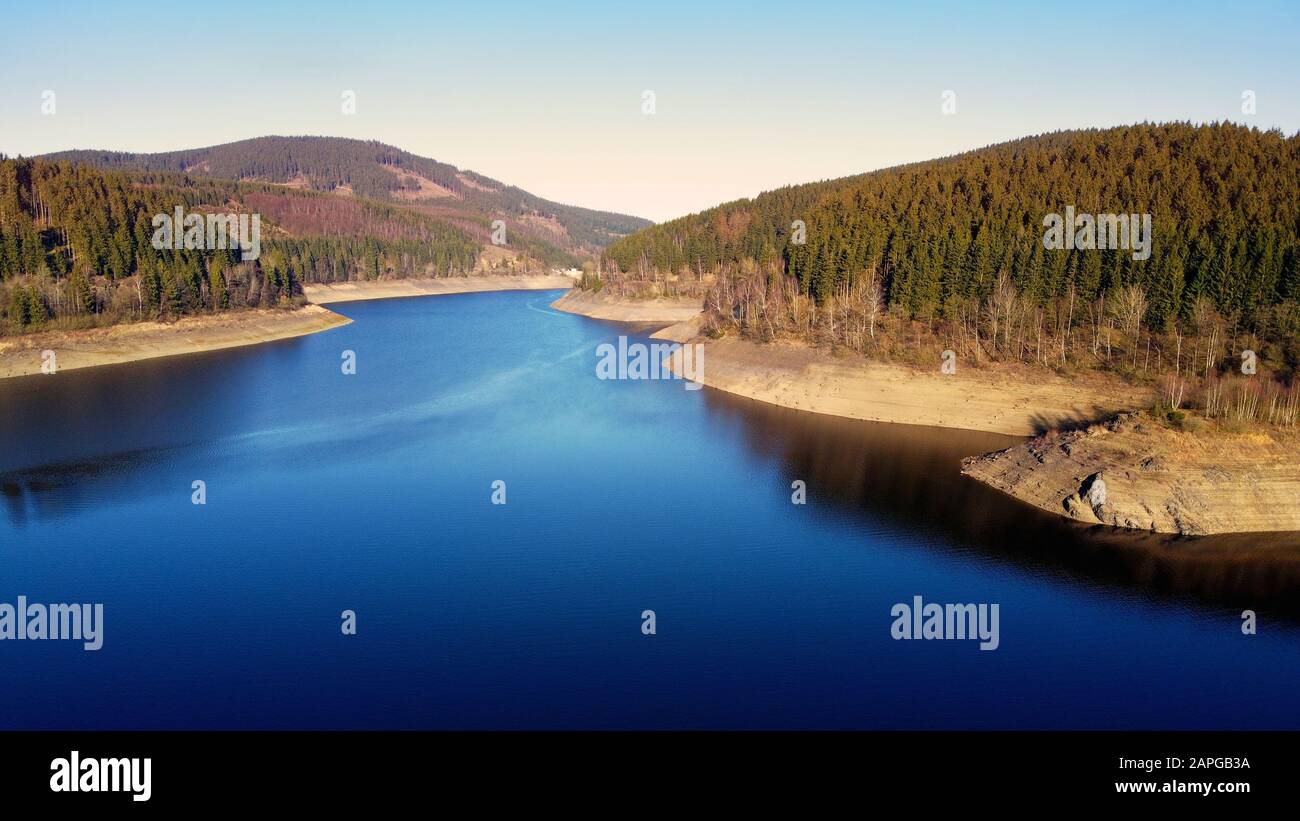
left=2, top=0, right=1297, bottom=223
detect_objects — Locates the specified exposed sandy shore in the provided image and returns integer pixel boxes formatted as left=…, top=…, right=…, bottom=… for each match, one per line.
left=962, top=413, right=1300, bottom=535
left=563, top=293, right=1299, bottom=536
left=305, top=275, right=574, bottom=304
left=652, top=325, right=1151, bottom=438
left=553, top=290, right=1150, bottom=437
left=0, top=305, right=351, bottom=379
left=550, top=289, right=704, bottom=323
left=553, top=288, right=1144, bottom=439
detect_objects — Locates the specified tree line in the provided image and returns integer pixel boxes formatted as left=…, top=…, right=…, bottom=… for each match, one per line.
left=604, top=123, right=1298, bottom=328
left=0, top=158, right=482, bottom=334
left=596, top=123, right=1300, bottom=425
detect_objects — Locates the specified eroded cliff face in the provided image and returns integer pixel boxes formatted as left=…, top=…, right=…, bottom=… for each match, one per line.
left=962, top=413, right=1300, bottom=536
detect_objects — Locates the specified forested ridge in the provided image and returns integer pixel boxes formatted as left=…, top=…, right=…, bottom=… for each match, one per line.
left=604, top=123, right=1298, bottom=327
left=599, top=123, right=1300, bottom=426
left=44, top=136, right=652, bottom=251
left=0, top=158, right=482, bottom=335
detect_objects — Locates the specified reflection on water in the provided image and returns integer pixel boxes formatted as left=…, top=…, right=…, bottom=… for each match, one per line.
left=2, top=290, right=1298, bottom=730
left=5, top=318, right=1300, bottom=617
left=0, top=450, right=167, bottom=528
left=0, top=344, right=278, bottom=531
left=703, top=390, right=1300, bottom=615
left=6, top=336, right=1298, bottom=618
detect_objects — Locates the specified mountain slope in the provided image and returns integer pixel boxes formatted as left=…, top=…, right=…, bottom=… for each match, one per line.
left=0, top=157, right=487, bottom=335
left=601, top=122, right=1299, bottom=333
left=43, top=136, right=652, bottom=253
left=590, top=123, right=1300, bottom=450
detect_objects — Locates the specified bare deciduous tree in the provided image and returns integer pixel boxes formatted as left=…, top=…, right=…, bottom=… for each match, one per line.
left=1110, top=283, right=1148, bottom=337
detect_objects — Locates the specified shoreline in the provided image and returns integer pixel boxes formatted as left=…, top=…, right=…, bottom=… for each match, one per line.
left=13, top=281, right=1294, bottom=537
left=560, top=288, right=1300, bottom=536
left=963, top=413, right=1300, bottom=535
left=556, top=289, right=1151, bottom=438
left=305, top=274, right=574, bottom=304
left=666, top=333, right=1150, bottom=438
left=670, top=330, right=1300, bottom=535
left=0, top=305, right=351, bottom=379
left=0, top=275, right=576, bottom=379
left=550, top=289, right=703, bottom=323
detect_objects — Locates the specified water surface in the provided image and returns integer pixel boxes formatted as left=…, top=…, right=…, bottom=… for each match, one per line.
left=1, top=290, right=1296, bottom=729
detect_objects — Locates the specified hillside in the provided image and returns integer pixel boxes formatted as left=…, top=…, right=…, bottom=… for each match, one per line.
left=43, top=136, right=651, bottom=255
left=603, top=123, right=1298, bottom=326
left=0, top=157, right=489, bottom=335
left=596, top=123, right=1300, bottom=429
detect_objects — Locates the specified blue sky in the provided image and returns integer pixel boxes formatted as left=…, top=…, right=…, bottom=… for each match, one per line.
left=2, top=0, right=1296, bottom=221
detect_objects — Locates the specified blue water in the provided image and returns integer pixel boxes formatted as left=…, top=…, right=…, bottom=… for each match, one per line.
left=1, top=289, right=1297, bottom=729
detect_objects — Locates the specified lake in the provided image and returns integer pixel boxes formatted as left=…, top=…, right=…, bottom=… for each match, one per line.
left=1, top=289, right=1297, bottom=729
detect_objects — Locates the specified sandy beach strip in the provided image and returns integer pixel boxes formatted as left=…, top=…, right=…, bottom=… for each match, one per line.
left=550, top=289, right=703, bottom=323
left=0, top=305, right=351, bottom=379
left=650, top=314, right=1151, bottom=437
left=556, top=301, right=1151, bottom=437
left=305, top=275, right=575, bottom=304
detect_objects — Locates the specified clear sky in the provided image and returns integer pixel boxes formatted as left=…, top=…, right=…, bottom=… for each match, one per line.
left=2, top=0, right=1296, bottom=222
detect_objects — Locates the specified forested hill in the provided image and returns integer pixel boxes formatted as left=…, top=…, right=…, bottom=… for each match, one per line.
left=0, top=158, right=485, bottom=334
left=602, top=123, right=1300, bottom=332
left=43, top=136, right=652, bottom=252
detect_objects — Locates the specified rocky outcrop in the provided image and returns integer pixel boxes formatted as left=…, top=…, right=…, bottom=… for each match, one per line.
left=962, top=413, right=1300, bottom=535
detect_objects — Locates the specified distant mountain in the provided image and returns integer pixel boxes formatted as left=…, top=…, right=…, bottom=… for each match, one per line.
left=43, top=136, right=652, bottom=254
left=1, top=156, right=489, bottom=335
left=4, top=132, right=649, bottom=334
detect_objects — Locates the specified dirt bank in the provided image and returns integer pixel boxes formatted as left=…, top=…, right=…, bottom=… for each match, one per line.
left=0, top=305, right=351, bottom=379
left=550, top=289, right=704, bottom=324
left=305, top=275, right=573, bottom=304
